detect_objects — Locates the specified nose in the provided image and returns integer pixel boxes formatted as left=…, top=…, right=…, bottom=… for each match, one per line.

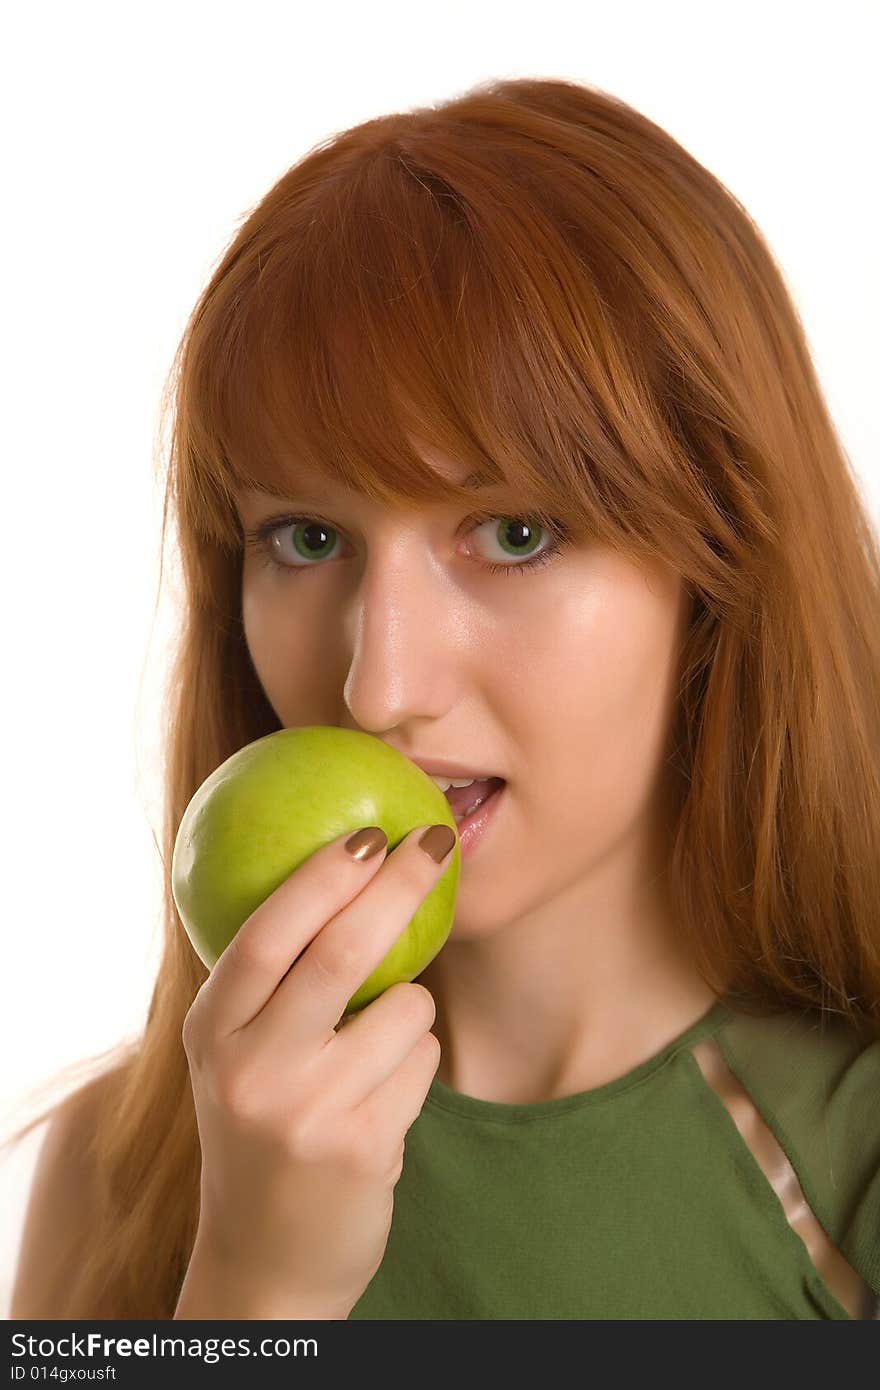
left=340, top=531, right=460, bottom=734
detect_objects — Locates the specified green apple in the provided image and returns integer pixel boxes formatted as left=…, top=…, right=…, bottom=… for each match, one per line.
left=171, top=726, right=460, bottom=1016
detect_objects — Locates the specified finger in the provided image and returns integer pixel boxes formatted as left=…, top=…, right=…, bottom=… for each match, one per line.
left=306, top=982, right=437, bottom=1110
left=196, top=826, right=390, bottom=1037
left=251, top=822, right=456, bottom=1046
left=354, top=1029, right=442, bottom=1145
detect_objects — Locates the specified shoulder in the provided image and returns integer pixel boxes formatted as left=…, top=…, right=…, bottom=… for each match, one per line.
left=713, top=1003, right=879, bottom=1298
left=714, top=1004, right=879, bottom=1124
left=9, top=1072, right=112, bottom=1319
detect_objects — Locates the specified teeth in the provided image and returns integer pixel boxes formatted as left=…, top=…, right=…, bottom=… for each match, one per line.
left=429, top=775, right=478, bottom=793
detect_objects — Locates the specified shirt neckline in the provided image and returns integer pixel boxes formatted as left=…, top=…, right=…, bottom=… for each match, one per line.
left=424, top=997, right=734, bottom=1123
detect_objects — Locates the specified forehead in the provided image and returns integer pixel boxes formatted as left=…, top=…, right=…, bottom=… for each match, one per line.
left=234, top=442, right=513, bottom=505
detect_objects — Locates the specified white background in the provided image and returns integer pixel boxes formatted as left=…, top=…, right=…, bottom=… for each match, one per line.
left=2, top=0, right=877, bottom=1317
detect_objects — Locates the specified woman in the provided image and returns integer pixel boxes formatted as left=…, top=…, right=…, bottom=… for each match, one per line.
left=8, top=75, right=880, bottom=1320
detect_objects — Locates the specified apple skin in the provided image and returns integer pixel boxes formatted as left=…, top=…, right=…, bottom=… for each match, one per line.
left=171, top=726, right=460, bottom=1016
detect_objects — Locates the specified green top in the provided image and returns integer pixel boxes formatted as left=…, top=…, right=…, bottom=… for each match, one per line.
left=349, top=998, right=880, bottom=1320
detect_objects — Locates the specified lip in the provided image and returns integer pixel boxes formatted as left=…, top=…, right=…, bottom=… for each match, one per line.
left=403, top=755, right=507, bottom=782
left=456, top=779, right=505, bottom=859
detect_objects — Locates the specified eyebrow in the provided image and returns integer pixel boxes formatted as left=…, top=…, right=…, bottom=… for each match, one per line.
left=244, top=470, right=500, bottom=500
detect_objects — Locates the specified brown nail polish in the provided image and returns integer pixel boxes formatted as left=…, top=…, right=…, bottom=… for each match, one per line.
left=345, top=827, right=388, bottom=861
left=418, top=824, right=457, bottom=864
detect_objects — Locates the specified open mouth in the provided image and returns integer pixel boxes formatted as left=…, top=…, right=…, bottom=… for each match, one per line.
left=444, top=776, right=506, bottom=825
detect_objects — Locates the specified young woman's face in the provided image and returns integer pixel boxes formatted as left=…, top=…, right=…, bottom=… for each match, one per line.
left=235, top=451, right=693, bottom=940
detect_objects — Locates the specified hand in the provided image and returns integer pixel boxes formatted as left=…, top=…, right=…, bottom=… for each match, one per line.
left=179, top=821, right=454, bottom=1319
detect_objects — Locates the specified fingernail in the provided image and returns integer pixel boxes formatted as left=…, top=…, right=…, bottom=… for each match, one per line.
left=345, top=827, right=388, bottom=861
left=418, top=824, right=457, bottom=864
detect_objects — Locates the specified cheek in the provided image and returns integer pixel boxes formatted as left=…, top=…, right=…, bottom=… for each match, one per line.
left=242, top=585, right=283, bottom=689
left=242, top=586, right=343, bottom=724
left=514, top=588, right=683, bottom=843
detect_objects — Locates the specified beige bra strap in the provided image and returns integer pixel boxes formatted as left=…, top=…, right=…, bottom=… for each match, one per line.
left=689, top=1036, right=879, bottom=1320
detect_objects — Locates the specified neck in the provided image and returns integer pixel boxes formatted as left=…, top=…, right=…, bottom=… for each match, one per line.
left=418, top=851, right=718, bottom=1106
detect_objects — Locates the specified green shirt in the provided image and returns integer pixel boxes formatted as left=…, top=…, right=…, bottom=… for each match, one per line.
left=349, top=998, right=880, bottom=1319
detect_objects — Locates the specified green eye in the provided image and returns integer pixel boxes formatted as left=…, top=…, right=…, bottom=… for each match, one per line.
left=244, top=512, right=570, bottom=579
left=481, top=517, right=546, bottom=560
left=288, top=519, right=339, bottom=561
